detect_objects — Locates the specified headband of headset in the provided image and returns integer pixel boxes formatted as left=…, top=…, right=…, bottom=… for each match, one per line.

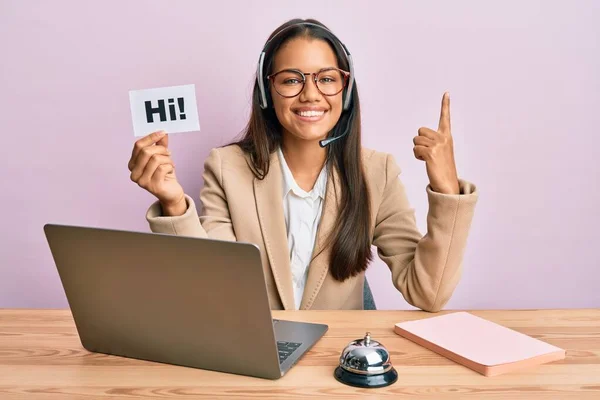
left=256, top=22, right=355, bottom=111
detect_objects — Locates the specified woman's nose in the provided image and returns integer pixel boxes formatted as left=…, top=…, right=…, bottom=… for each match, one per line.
left=299, top=74, right=321, bottom=102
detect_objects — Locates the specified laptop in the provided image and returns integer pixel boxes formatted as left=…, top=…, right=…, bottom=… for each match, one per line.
left=43, top=224, right=328, bottom=379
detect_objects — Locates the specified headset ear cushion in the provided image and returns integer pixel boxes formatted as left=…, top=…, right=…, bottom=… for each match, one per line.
left=264, top=82, right=272, bottom=108
left=342, top=87, right=351, bottom=111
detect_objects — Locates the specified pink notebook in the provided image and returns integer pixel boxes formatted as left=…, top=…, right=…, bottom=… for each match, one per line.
left=394, top=312, right=566, bottom=376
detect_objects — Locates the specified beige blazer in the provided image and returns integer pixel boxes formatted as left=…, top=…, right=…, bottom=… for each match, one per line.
left=146, top=145, right=478, bottom=311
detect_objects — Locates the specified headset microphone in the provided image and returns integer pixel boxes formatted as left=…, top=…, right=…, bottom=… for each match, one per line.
left=319, top=111, right=352, bottom=148
left=319, top=129, right=348, bottom=147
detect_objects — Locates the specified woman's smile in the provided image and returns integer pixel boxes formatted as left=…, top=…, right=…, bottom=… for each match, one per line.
left=292, top=107, right=329, bottom=123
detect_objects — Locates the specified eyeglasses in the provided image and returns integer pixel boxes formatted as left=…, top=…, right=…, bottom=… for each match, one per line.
left=267, top=67, right=350, bottom=99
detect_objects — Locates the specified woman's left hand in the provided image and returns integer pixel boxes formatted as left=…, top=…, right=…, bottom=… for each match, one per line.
left=413, top=92, right=460, bottom=195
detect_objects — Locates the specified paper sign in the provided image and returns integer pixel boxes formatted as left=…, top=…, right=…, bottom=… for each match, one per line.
left=129, top=84, right=200, bottom=137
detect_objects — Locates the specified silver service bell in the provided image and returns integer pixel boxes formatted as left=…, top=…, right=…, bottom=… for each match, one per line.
left=334, top=331, right=398, bottom=388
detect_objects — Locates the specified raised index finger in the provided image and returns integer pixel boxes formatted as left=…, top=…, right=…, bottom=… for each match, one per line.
left=437, top=92, right=451, bottom=134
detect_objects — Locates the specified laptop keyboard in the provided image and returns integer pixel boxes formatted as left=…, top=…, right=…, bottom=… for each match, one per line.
left=277, top=341, right=302, bottom=364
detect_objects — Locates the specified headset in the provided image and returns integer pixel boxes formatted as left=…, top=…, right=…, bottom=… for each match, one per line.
left=255, top=22, right=355, bottom=147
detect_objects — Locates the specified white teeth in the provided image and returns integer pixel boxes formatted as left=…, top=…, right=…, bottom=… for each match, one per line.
left=297, top=110, right=325, bottom=117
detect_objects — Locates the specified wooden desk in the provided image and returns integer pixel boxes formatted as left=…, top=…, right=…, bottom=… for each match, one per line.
left=0, top=309, right=599, bottom=399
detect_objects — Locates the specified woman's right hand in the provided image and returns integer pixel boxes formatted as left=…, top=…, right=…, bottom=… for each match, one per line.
left=128, top=130, right=186, bottom=215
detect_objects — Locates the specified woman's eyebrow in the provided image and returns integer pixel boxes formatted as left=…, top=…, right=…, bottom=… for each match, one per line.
left=277, top=66, right=338, bottom=72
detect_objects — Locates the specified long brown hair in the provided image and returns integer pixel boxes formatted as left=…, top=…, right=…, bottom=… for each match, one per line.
left=233, top=18, right=372, bottom=281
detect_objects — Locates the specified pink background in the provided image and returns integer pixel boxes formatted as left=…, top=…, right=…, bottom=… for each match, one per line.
left=1, top=0, right=599, bottom=309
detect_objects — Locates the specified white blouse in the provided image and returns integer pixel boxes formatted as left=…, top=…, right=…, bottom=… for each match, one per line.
left=277, top=147, right=328, bottom=310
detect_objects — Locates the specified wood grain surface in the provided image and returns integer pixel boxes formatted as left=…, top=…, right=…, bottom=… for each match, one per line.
left=0, top=309, right=598, bottom=399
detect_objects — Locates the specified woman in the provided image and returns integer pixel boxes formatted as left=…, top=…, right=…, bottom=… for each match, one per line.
left=127, top=18, right=478, bottom=312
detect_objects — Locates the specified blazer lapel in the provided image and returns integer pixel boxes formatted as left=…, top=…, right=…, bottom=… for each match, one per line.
left=300, top=165, right=342, bottom=310
left=253, top=151, right=295, bottom=310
